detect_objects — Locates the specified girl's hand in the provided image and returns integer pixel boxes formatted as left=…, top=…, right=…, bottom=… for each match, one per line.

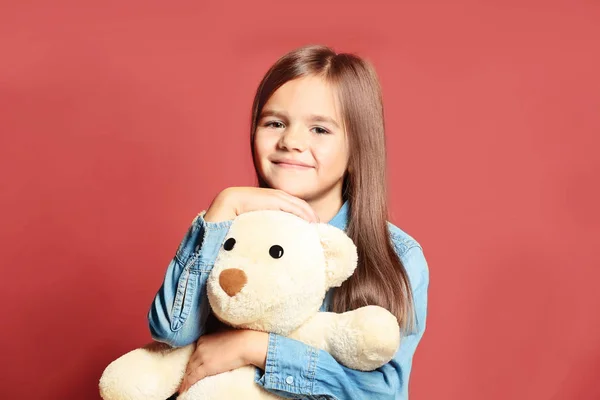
left=203, top=187, right=319, bottom=223
left=178, top=329, right=269, bottom=394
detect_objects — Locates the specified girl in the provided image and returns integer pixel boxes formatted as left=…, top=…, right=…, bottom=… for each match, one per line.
left=149, top=44, right=429, bottom=399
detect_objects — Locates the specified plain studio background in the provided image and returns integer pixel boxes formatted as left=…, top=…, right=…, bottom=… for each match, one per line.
left=1, top=1, right=599, bottom=399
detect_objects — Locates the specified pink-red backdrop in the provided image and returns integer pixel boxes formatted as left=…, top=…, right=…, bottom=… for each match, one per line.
left=1, top=1, right=599, bottom=399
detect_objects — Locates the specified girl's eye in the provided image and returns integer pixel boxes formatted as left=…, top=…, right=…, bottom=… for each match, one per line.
left=312, top=126, right=330, bottom=135
left=265, top=121, right=285, bottom=129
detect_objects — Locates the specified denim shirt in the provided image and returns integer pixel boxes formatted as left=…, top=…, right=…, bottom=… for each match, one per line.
left=148, top=201, right=429, bottom=400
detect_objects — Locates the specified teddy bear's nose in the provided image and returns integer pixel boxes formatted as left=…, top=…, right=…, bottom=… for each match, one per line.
left=219, top=268, right=247, bottom=297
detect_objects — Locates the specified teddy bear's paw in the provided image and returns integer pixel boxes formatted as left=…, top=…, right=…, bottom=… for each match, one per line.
left=352, top=305, right=401, bottom=369
left=330, top=305, right=401, bottom=371
left=99, top=343, right=194, bottom=400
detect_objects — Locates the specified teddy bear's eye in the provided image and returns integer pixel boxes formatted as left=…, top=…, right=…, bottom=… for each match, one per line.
left=269, top=245, right=284, bottom=259
left=224, top=238, right=236, bottom=251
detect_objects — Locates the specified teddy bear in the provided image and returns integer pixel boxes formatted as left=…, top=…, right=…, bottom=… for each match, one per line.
left=99, top=209, right=401, bottom=400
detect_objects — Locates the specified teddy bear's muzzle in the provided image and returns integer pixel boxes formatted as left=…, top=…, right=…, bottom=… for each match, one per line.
left=219, top=268, right=247, bottom=297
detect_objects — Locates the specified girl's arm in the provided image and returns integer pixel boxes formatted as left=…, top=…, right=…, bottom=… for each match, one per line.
left=147, top=211, right=233, bottom=347
left=254, top=245, right=429, bottom=399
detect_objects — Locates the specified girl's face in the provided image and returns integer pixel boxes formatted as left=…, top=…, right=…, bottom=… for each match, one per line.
left=253, top=75, right=350, bottom=204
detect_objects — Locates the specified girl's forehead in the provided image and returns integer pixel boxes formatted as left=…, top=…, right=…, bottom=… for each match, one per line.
left=265, top=76, right=342, bottom=120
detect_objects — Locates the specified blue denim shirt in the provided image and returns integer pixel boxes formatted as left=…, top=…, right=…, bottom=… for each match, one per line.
left=148, top=201, right=429, bottom=400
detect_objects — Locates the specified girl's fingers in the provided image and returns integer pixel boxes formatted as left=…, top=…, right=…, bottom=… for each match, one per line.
left=278, top=198, right=317, bottom=223
left=273, top=190, right=319, bottom=222
left=180, top=362, right=205, bottom=393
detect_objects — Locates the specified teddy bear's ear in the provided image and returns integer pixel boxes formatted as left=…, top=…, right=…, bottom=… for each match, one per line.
left=316, top=224, right=359, bottom=288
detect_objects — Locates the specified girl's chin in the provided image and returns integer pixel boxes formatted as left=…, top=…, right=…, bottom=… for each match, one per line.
left=269, top=181, right=313, bottom=198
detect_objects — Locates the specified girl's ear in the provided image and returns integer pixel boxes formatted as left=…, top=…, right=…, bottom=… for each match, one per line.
left=316, top=224, right=358, bottom=287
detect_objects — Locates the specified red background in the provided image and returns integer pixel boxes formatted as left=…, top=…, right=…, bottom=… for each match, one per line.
left=1, top=1, right=599, bottom=399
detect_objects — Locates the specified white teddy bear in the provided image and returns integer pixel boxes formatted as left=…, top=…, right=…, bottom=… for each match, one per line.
left=99, top=210, right=401, bottom=400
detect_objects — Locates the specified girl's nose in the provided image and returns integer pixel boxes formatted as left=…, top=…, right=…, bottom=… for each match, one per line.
left=278, top=126, right=308, bottom=152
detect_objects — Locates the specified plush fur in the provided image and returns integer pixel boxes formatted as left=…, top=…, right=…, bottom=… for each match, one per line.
left=99, top=210, right=400, bottom=400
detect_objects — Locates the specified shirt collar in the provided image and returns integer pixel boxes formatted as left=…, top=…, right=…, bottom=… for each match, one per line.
left=327, top=200, right=349, bottom=231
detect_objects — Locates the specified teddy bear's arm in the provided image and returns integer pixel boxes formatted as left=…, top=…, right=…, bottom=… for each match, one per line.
left=99, top=342, right=195, bottom=400
left=288, top=305, right=400, bottom=371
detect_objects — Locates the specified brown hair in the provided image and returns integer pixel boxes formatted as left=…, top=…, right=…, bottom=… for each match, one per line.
left=249, top=44, right=415, bottom=333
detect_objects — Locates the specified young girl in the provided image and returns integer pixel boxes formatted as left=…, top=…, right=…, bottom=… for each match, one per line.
left=148, top=44, right=429, bottom=399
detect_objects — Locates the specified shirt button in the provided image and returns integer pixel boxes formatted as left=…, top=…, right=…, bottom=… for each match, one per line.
left=285, top=376, right=294, bottom=385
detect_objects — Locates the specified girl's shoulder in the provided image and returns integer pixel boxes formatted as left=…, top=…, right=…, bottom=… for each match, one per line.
left=386, top=220, right=429, bottom=281
left=386, top=221, right=423, bottom=255
left=387, top=221, right=429, bottom=302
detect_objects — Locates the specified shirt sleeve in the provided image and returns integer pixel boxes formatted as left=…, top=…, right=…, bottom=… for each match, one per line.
left=147, top=211, right=233, bottom=347
left=254, top=245, right=429, bottom=400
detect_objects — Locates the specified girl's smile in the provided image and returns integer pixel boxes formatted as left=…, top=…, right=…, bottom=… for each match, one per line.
left=270, top=157, right=315, bottom=169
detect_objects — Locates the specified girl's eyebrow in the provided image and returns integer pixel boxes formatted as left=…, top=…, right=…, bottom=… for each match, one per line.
left=259, top=109, right=287, bottom=120
left=260, top=109, right=340, bottom=129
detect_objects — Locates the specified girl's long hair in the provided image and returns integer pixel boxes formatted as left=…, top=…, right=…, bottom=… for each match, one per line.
left=249, top=44, right=415, bottom=333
